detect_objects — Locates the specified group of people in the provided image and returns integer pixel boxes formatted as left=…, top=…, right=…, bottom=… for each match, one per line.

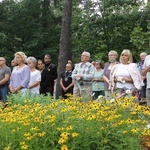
left=60, top=50, right=150, bottom=106
left=0, top=52, right=57, bottom=107
left=0, top=50, right=150, bottom=107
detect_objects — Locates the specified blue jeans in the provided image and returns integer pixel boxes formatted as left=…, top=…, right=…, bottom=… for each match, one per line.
left=0, top=86, right=9, bottom=103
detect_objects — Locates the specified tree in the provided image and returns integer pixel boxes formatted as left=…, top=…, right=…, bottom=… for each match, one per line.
left=55, top=0, right=72, bottom=98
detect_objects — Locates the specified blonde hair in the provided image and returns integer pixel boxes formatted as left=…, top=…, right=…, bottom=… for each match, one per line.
left=15, top=52, right=27, bottom=63
left=119, top=49, right=133, bottom=64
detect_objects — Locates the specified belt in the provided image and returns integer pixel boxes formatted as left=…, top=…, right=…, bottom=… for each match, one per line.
left=78, top=81, right=92, bottom=86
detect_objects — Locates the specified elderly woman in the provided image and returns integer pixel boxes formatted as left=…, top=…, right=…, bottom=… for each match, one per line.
left=110, top=49, right=142, bottom=98
left=92, top=60, right=105, bottom=100
left=103, top=50, right=118, bottom=100
left=27, top=57, right=41, bottom=96
left=9, top=52, right=30, bottom=95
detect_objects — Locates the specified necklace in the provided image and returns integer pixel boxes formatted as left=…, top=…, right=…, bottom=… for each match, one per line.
left=64, top=71, right=72, bottom=82
left=46, top=63, right=51, bottom=71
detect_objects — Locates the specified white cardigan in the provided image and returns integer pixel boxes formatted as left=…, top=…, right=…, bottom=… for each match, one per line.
left=109, top=63, right=142, bottom=92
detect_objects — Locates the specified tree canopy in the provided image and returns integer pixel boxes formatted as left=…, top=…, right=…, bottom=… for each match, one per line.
left=0, top=0, right=149, bottom=64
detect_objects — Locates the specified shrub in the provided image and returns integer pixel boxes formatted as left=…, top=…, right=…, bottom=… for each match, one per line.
left=0, top=94, right=149, bottom=150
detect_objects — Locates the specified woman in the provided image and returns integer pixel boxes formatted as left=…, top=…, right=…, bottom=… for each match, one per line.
left=103, top=50, right=118, bottom=100
left=27, top=57, right=41, bottom=96
left=37, top=59, right=51, bottom=95
left=110, top=49, right=142, bottom=98
left=92, top=60, right=105, bottom=100
left=9, top=52, right=30, bottom=95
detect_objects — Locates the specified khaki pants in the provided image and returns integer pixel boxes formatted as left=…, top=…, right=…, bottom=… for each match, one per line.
left=146, top=89, right=150, bottom=106
left=105, top=90, right=113, bottom=100
left=73, top=83, right=92, bottom=102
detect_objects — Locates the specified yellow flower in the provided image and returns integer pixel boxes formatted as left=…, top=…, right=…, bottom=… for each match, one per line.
left=123, top=130, right=127, bottom=134
left=58, top=138, right=66, bottom=144
left=72, top=132, right=78, bottom=137
left=24, top=132, right=31, bottom=137
left=131, top=128, right=139, bottom=134
left=61, top=145, right=68, bottom=150
left=60, top=132, right=69, bottom=138
left=20, top=141, right=26, bottom=145
left=87, top=114, right=96, bottom=120
left=31, top=126, right=39, bottom=131
left=4, top=146, right=11, bottom=150
left=38, top=132, right=46, bottom=137
left=11, top=129, right=16, bottom=132
left=25, top=136, right=32, bottom=141
left=101, top=127, right=104, bottom=130
left=66, top=125, right=73, bottom=131
left=21, top=145, right=28, bottom=150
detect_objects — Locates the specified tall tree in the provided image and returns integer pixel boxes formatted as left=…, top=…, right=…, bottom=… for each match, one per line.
left=56, top=0, right=72, bottom=98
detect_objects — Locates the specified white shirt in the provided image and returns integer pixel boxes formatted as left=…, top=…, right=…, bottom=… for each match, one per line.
left=114, top=64, right=135, bottom=89
left=143, top=55, right=150, bottom=89
left=29, top=70, right=41, bottom=95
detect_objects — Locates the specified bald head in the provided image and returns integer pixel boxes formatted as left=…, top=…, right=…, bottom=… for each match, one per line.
left=0, top=57, right=6, bottom=67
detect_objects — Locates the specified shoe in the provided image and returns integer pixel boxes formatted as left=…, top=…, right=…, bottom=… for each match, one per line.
left=139, top=98, right=147, bottom=104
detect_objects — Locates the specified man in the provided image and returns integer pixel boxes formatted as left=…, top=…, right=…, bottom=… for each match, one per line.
left=142, top=54, right=150, bottom=106
left=60, top=63, right=74, bottom=99
left=0, top=57, right=11, bottom=107
left=11, top=59, right=17, bottom=71
left=137, top=52, right=147, bottom=101
left=44, top=54, right=57, bottom=96
left=72, top=51, right=95, bottom=102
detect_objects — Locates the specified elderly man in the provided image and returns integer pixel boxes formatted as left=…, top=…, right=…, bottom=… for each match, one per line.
left=137, top=52, right=147, bottom=102
left=72, top=51, right=95, bottom=102
left=0, top=57, right=11, bottom=107
left=142, top=54, right=150, bottom=106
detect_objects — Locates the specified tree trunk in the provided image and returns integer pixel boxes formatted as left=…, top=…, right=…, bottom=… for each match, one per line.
left=55, top=0, right=72, bottom=99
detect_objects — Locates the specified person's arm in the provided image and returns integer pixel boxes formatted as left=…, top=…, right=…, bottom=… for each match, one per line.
left=142, top=65, right=150, bottom=76
left=60, top=78, right=65, bottom=90
left=114, top=76, right=133, bottom=83
left=21, top=66, right=30, bottom=88
left=102, top=75, right=110, bottom=84
left=29, top=71, right=41, bottom=89
left=0, top=74, right=10, bottom=85
left=29, top=81, right=41, bottom=89
left=66, top=79, right=74, bottom=89
left=13, top=85, right=24, bottom=93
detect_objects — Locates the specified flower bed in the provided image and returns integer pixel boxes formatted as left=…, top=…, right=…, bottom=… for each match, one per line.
left=0, top=94, right=150, bottom=150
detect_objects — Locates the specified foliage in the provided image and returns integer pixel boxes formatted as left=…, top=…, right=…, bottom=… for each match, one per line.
left=0, top=93, right=150, bottom=149
left=0, top=0, right=149, bottom=64
left=130, top=3, right=150, bottom=54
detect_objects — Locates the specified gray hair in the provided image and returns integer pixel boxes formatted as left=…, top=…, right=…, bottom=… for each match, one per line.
left=27, top=57, right=37, bottom=66
left=108, top=50, right=118, bottom=58
left=140, top=52, right=147, bottom=57
left=83, top=51, right=90, bottom=58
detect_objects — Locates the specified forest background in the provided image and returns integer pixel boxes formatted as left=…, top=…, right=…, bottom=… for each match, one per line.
left=0, top=0, right=150, bottom=97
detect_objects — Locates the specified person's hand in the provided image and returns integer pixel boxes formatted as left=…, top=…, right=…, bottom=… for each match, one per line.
left=13, top=88, right=19, bottom=94
left=63, top=87, right=68, bottom=92
left=75, top=74, right=82, bottom=80
left=146, top=65, right=150, bottom=71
